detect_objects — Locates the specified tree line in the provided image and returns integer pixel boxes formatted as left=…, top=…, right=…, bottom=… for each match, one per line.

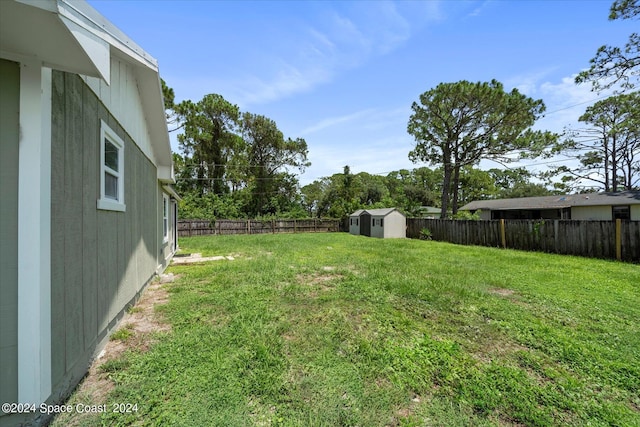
left=169, top=0, right=638, bottom=220
left=164, top=90, right=310, bottom=219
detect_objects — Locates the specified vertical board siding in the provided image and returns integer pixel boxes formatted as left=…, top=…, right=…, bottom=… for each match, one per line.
left=82, top=85, right=99, bottom=352
left=63, top=73, right=84, bottom=371
left=407, top=219, right=639, bottom=262
left=0, top=59, right=20, bottom=406
left=50, top=70, right=67, bottom=388
left=50, top=71, right=159, bottom=399
left=80, top=58, right=152, bottom=163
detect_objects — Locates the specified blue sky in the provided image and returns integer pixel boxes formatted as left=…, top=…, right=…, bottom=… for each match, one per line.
left=89, top=0, right=636, bottom=185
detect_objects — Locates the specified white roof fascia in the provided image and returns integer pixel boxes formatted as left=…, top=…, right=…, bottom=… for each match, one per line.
left=158, top=164, right=176, bottom=184
left=59, top=0, right=172, bottom=168
left=57, top=0, right=158, bottom=74
left=162, top=185, right=182, bottom=201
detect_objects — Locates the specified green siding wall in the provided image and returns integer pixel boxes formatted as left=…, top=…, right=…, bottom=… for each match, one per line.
left=0, top=59, right=19, bottom=408
left=50, top=71, right=159, bottom=398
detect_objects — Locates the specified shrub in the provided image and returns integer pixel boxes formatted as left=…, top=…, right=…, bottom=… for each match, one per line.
left=420, top=227, right=432, bottom=240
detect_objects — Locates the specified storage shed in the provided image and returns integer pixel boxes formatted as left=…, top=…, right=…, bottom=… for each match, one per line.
left=349, top=208, right=406, bottom=238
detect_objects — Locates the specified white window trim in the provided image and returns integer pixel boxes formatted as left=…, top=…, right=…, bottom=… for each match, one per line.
left=97, top=120, right=126, bottom=211
left=162, top=193, right=169, bottom=243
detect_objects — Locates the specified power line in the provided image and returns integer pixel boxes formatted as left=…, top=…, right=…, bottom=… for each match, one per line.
left=541, top=94, right=612, bottom=117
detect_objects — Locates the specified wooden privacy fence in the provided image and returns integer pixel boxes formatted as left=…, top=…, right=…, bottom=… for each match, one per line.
left=178, top=218, right=340, bottom=237
left=407, top=218, right=640, bottom=262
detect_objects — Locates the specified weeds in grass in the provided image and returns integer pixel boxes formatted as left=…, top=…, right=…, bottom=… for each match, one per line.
left=110, top=325, right=134, bottom=342
left=127, top=305, right=142, bottom=314
left=65, top=233, right=639, bottom=426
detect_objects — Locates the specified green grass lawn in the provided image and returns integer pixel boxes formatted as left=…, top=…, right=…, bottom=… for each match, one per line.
left=72, top=233, right=640, bottom=426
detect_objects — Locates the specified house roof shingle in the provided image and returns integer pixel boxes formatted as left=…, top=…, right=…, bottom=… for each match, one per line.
left=460, top=191, right=640, bottom=211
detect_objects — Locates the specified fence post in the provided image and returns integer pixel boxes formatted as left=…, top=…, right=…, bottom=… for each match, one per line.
left=294, top=219, right=297, bottom=233
left=500, top=219, right=506, bottom=248
left=247, top=219, right=251, bottom=235
left=616, top=219, right=622, bottom=261
left=272, top=219, right=275, bottom=234
left=189, top=220, right=192, bottom=237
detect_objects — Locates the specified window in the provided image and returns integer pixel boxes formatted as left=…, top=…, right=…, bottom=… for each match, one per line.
left=612, top=205, right=630, bottom=220
left=163, top=194, right=169, bottom=242
left=97, top=121, right=125, bottom=211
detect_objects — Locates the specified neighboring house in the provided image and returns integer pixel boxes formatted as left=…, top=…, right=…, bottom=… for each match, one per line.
left=0, top=1, right=178, bottom=425
left=460, top=191, right=640, bottom=221
left=349, top=208, right=407, bottom=238
left=418, top=206, right=441, bottom=218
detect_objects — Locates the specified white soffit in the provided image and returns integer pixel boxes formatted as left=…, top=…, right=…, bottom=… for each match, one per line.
left=0, top=0, right=104, bottom=80
left=58, top=15, right=111, bottom=84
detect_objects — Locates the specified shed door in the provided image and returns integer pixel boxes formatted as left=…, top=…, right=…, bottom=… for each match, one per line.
left=360, top=213, right=371, bottom=236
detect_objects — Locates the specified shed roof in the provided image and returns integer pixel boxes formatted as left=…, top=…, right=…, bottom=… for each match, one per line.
left=460, top=191, right=640, bottom=211
left=350, top=208, right=405, bottom=217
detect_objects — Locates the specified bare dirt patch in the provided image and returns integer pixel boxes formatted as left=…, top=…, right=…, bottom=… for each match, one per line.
left=388, top=393, right=425, bottom=426
left=297, top=269, right=343, bottom=289
left=488, top=287, right=516, bottom=297
left=296, top=271, right=344, bottom=298
left=50, top=275, right=174, bottom=427
left=172, top=252, right=236, bottom=265
left=471, top=339, right=531, bottom=365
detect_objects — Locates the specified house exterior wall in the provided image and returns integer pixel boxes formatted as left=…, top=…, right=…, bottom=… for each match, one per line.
left=571, top=205, right=612, bottom=220
left=478, top=210, right=492, bottom=220
left=0, top=58, right=20, bottom=408
left=49, top=70, right=159, bottom=407
left=80, top=56, right=154, bottom=164
left=383, top=211, right=407, bottom=238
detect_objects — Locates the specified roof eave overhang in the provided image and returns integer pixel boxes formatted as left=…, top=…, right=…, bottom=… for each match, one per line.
left=1, top=0, right=173, bottom=170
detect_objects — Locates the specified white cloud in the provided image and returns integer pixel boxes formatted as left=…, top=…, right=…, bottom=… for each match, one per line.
left=300, top=124, right=416, bottom=185
left=300, top=109, right=377, bottom=135
left=507, top=71, right=619, bottom=135
left=504, top=68, right=558, bottom=96
left=295, top=106, right=414, bottom=183
left=233, top=63, right=332, bottom=107
left=536, top=76, right=617, bottom=135
left=491, top=71, right=625, bottom=180
left=357, top=1, right=412, bottom=54
left=203, top=1, right=441, bottom=108
left=301, top=107, right=409, bottom=136
left=467, top=0, right=493, bottom=17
